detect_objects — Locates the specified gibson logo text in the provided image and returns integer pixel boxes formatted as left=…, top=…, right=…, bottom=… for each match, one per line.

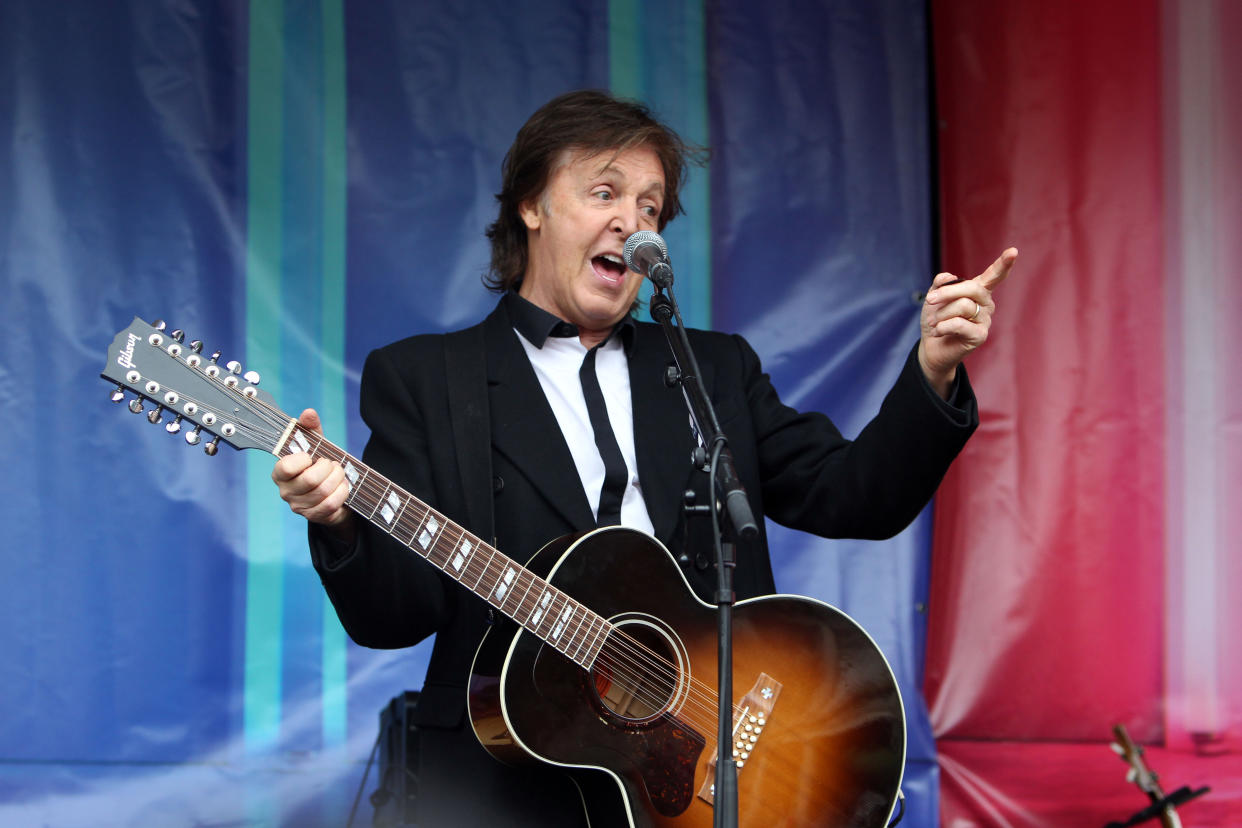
left=116, top=333, right=139, bottom=370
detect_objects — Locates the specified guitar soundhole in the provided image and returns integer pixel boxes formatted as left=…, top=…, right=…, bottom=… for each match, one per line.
left=590, top=616, right=686, bottom=724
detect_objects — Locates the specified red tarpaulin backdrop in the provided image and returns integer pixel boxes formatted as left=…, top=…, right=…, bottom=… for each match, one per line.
left=926, top=0, right=1242, bottom=824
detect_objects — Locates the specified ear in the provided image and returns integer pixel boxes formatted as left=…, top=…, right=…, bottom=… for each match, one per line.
left=518, top=199, right=541, bottom=232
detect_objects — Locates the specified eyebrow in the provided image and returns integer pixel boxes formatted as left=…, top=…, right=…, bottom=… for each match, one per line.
left=592, top=162, right=664, bottom=198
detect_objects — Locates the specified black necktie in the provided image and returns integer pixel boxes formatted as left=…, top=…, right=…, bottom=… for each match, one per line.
left=579, top=344, right=628, bottom=526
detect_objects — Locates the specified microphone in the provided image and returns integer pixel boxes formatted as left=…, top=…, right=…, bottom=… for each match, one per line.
left=623, top=231, right=674, bottom=288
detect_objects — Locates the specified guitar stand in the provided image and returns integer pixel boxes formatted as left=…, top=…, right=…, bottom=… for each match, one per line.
left=1105, top=723, right=1210, bottom=828
left=1104, top=786, right=1211, bottom=828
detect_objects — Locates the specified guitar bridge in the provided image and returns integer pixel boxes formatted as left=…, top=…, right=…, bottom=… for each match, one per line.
left=696, top=672, right=782, bottom=805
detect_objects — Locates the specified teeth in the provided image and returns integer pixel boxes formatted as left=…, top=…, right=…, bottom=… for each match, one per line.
left=600, top=254, right=624, bottom=265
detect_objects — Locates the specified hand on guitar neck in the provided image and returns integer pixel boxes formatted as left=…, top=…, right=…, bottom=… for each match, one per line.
left=272, top=408, right=358, bottom=544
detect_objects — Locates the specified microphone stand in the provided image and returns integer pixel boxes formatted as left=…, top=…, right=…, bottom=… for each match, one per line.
left=648, top=277, right=758, bottom=828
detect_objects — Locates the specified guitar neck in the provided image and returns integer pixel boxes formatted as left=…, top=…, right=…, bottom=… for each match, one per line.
left=274, top=421, right=613, bottom=671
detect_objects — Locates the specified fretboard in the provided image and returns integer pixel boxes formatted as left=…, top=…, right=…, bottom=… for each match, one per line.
left=276, top=422, right=612, bottom=671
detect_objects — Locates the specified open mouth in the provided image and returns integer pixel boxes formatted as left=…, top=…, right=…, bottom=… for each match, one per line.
left=591, top=254, right=628, bottom=285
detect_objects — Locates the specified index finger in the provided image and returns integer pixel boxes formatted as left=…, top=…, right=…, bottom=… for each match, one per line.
left=978, top=247, right=1018, bottom=291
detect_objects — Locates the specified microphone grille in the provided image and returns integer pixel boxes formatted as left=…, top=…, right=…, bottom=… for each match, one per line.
left=623, top=231, right=668, bottom=272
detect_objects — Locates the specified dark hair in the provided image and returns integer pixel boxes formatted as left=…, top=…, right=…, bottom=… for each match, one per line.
left=484, top=89, right=702, bottom=293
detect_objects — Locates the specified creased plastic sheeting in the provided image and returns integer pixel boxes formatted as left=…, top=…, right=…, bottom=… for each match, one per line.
left=1162, top=0, right=1242, bottom=757
left=708, top=1, right=939, bottom=823
left=0, top=0, right=249, bottom=765
left=927, top=0, right=1242, bottom=823
left=2, top=1, right=942, bottom=825
left=926, top=0, right=1165, bottom=742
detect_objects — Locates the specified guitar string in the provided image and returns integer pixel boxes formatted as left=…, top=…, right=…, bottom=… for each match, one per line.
left=157, top=364, right=744, bottom=737
left=227, top=390, right=742, bottom=737
left=165, top=380, right=735, bottom=736
left=126, top=348, right=705, bottom=725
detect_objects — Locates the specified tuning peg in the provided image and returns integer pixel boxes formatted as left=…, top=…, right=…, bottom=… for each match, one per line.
left=165, top=414, right=183, bottom=434
left=147, top=405, right=164, bottom=424
left=190, top=340, right=203, bottom=353
left=225, top=360, right=242, bottom=375
left=110, top=385, right=126, bottom=403
left=153, top=319, right=167, bottom=331
left=210, top=350, right=222, bottom=364
left=171, top=330, right=185, bottom=342
left=204, top=435, right=220, bottom=456
left=128, top=398, right=144, bottom=414
left=184, top=425, right=202, bottom=445
left=243, top=370, right=260, bottom=385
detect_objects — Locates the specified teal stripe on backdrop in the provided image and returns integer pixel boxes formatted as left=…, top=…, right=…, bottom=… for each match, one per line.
left=245, top=0, right=349, bottom=756
left=278, top=0, right=326, bottom=757
left=244, top=0, right=286, bottom=756
left=318, top=0, right=348, bottom=750
left=609, top=0, right=712, bottom=330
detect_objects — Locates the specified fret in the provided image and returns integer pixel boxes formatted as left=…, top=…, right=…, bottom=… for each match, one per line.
left=499, top=569, right=533, bottom=617
left=432, top=528, right=462, bottom=573
left=340, top=458, right=364, bottom=499
left=507, top=571, right=537, bottom=622
left=403, top=508, right=427, bottom=553
left=580, top=619, right=609, bottom=670
left=394, top=502, right=426, bottom=548
left=574, top=612, right=599, bottom=661
left=476, top=551, right=511, bottom=603
left=445, top=535, right=477, bottom=581
left=572, top=615, right=599, bottom=664
left=375, top=485, right=408, bottom=530
left=358, top=475, right=386, bottom=522
left=489, top=561, right=520, bottom=607
left=565, top=605, right=591, bottom=658
left=467, top=547, right=497, bottom=592
left=549, top=600, right=576, bottom=649
left=410, top=511, right=441, bottom=557
left=568, top=607, right=591, bottom=657
left=527, top=588, right=555, bottom=634
left=287, top=426, right=315, bottom=456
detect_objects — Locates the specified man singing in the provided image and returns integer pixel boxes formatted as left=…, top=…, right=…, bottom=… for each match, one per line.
left=273, top=89, right=1014, bottom=826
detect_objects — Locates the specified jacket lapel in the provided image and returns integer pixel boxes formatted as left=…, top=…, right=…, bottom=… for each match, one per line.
left=483, top=306, right=597, bottom=532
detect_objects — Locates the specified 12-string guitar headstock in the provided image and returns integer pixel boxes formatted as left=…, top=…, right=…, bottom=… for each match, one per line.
left=101, top=317, right=286, bottom=456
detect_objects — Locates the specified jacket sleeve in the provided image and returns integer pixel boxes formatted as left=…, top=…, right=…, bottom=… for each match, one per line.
left=732, top=335, right=977, bottom=540
left=308, top=343, right=454, bottom=649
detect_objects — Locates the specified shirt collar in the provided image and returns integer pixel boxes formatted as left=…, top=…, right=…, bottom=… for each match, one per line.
left=502, top=291, right=636, bottom=353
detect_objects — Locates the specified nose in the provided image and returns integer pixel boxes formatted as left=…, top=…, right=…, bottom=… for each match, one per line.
left=610, top=198, right=641, bottom=237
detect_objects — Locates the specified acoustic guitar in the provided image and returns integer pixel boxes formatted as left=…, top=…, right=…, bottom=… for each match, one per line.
left=102, top=316, right=906, bottom=827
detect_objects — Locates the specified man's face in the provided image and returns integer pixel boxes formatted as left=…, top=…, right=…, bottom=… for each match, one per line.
left=518, top=144, right=665, bottom=345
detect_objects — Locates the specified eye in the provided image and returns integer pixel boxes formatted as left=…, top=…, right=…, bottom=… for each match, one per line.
left=592, top=189, right=614, bottom=202
left=641, top=204, right=659, bottom=217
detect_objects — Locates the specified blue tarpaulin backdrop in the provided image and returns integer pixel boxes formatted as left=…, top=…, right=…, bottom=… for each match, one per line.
left=0, top=1, right=938, bottom=823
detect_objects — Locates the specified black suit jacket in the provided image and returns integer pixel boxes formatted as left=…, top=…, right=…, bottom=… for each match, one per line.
left=310, top=299, right=977, bottom=825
